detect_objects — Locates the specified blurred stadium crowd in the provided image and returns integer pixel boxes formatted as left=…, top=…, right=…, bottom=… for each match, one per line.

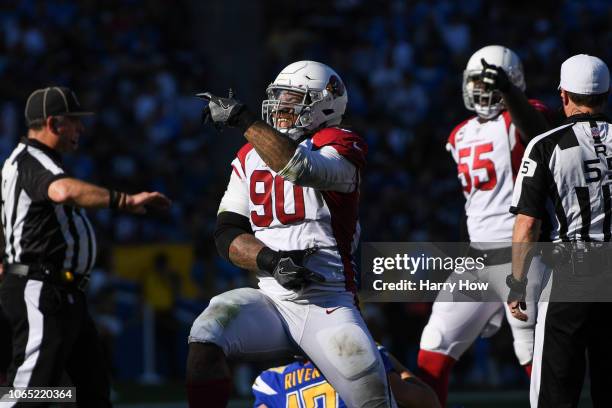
left=1, top=0, right=611, bottom=399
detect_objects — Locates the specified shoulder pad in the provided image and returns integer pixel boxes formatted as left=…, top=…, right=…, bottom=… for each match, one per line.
left=311, top=127, right=367, bottom=168
left=448, top=117, right=473, bottom=148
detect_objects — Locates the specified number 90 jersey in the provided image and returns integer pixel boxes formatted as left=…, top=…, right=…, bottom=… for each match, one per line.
left=219, top=127, right=367, bottom=295
left=447, top=100, right=548, bottom=242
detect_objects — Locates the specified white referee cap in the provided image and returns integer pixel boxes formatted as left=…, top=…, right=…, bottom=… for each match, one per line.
left=559, top=54, right=610, bottom=95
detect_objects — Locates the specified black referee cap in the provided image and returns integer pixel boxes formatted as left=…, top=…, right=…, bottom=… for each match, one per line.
left=24, top=86, right=93, bottom=127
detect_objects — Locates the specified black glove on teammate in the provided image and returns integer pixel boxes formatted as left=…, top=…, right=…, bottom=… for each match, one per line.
left=256, top=247, right=324, bottom=290
left=481, top=58, right=512, bottom=93
left=197, top=89, right=257, bottom=133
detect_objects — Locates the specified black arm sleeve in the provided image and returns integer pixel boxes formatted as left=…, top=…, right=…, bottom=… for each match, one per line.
left=504, top=92, right=549, bottom=143
left=214, top=211, right=253, bottom=262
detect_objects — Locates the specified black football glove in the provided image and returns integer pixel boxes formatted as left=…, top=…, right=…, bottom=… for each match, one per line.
left=196, top=89, right=257, bottom=132
left=257, top=247, right=325, bottom=290
left=506, top=274, right=527, bottom=305
left=481, top=58, right=512, bottom=93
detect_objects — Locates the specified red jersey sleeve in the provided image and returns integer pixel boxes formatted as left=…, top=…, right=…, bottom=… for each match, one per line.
left=311, top=127, right=368, bottom=168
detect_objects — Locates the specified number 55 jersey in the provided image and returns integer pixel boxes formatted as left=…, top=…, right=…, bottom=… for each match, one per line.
left=218, top=127, right=367, bottom=295
left=447, top=100, right=549, bottom=242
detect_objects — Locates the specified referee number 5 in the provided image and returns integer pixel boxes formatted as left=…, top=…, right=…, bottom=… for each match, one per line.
left=520, top=158, right=537, bottom=178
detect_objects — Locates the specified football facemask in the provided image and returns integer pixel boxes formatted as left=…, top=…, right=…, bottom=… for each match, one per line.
left=262, top=86, right=325, bottom=141
left=463, top=73, right=504, bottom=120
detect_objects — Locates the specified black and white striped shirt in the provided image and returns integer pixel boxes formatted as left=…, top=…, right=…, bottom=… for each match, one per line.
left=511, top=113, right=612, bottom=242
left=1, top=138, right=97, bottom=275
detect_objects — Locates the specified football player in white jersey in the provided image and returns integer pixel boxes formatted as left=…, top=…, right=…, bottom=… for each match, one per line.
left=417, top=46, right=551, bottom=406
left=187, top=61, right=396, bottom=408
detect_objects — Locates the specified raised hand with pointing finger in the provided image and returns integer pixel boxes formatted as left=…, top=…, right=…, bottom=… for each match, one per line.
left=481, top=58, right=512, bottom=92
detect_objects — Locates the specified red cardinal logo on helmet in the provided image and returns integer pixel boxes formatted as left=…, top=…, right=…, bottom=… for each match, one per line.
left=326, top=75, right=345, bottom=97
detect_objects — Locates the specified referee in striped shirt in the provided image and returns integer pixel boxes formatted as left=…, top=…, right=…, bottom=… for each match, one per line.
left=0, top=86, right=171, bottom=407
left=508, top=55, right=611, bottom=407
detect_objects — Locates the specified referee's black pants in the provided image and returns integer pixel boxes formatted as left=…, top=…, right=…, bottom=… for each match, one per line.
left=0, top=303, right=12, bottom=384
left=532, top=302, right=612, bottom=408
left=0, top=274, right=111, bottom=407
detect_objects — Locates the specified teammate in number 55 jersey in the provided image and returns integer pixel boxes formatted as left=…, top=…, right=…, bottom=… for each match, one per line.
left=417, top=45, right=551, bottom=406
left=187, top=61, right=397, bottom=408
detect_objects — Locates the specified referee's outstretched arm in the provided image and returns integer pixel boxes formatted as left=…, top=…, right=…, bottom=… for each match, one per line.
left=48, top=177, right=171, bottom=214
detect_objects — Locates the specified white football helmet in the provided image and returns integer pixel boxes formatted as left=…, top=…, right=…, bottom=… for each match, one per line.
left=262, top=60, right=348, bottom=140
left=463, top=45, right=526, bottom=119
